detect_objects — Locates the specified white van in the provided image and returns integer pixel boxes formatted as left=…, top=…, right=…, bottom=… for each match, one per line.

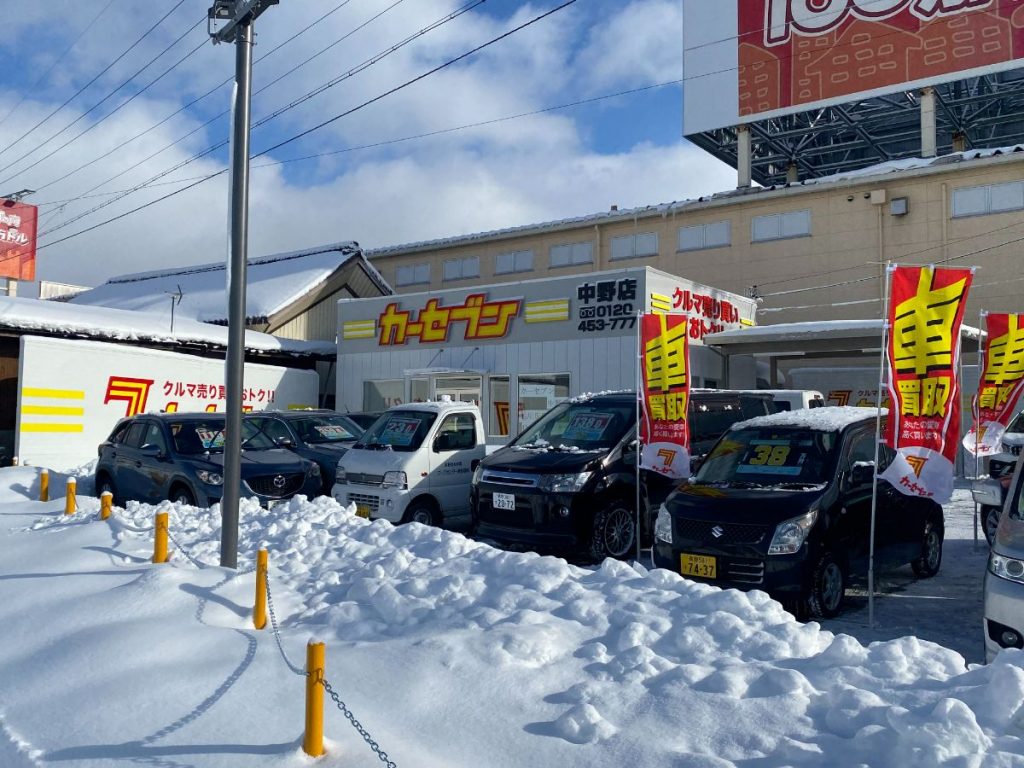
left=761, top=389, right=826, bottom=411
left=332, top=400, right=485, bottom=526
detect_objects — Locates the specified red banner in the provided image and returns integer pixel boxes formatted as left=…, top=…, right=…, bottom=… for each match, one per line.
left=964, top=313, right=1024, bottom=456
left=880, top=266, right=973, bottom=503
left=0, top=200, right=37, bottom=281
left=638, top=314, right=690, bottom=479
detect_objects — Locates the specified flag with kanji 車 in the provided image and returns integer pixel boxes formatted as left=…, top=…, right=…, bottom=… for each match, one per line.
left=964, top=313, right=1024, bottom=456
left=638, top=313, right=690, bottom=479
left=880, top=265, right=973, bottom=503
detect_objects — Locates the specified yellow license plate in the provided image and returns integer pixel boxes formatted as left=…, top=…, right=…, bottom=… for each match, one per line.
left=680, top=553, right=716, bottom=579
left=355, top=505, right=371, bottom=519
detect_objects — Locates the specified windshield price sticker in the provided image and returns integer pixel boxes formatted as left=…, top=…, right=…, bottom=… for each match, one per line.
left=314, top=425, right=352, bottom=440
left=562, top=412, right=613, bottom=441
left=380, top=417, right=420, bottom=446
left=736, top=439, right=804, bottom=476
left=195, top=427, right=225, bottom=449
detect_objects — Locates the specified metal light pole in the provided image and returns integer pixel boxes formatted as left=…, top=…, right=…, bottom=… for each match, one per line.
left=208, top=0, right=278, bottom=568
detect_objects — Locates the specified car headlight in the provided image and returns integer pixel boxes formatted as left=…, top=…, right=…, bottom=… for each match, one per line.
left=768, top=510, right=818, bottom=555
left=382, top=470, right=407, bottom=490
left=335, top=466, right=347, bottom=483
left=539, top=472, right=592, bottom=493
left=309, top=463, right=321, bottom=477
left=655, top=504, right=673, bottom=544
left=197, top=469, right=223, bottom=486
left=990, top=552, right=1024, bottom=584
left=472, top=464, right=484, bottom=485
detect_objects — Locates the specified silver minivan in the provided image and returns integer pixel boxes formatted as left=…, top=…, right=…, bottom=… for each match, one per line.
left=984, top=452, right=1024, bottom=662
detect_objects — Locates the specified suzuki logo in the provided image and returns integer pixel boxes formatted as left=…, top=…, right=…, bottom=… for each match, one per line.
left=273, top=475, right=287, bottom=489
left=711, top=525, right=724, bottom=539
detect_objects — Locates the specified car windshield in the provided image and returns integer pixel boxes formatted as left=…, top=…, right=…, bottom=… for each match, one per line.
left=291, top=415, right=362, bottom=445
left=690, top=399, right=771, bottom=444
left=694, top=427, right=838, bottom=487
left=354, top=411, right=437, bottom=452
left=513, top=400, right=633, bottom=452
left=1007, top=411, right=1024, bottom=434
left=170, top=420, right=274, bottom=454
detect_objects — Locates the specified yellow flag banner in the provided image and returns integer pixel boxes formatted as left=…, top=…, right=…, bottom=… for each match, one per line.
left=880, top=266, right=972, bottom=503
left=963, top=313, right=1024, bottom=457
left=638, top=314, right=690, bottom=479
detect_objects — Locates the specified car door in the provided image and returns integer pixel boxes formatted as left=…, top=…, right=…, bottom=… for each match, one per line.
left=113, top=421, right=149, bottom=502
left=428, top=412, right=479, bottom=517
left=833, top=428, right=885, bottom=571
left=136, top=421, right=173, bottom=503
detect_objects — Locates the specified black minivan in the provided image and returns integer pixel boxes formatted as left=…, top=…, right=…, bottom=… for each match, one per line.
left=653, top=407, right=944, bottom=618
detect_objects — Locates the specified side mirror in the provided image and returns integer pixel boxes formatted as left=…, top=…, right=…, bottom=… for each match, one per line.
left=849, top=460, right=875, bottom=486
left=276, top=437, right=295, bottom=448
left=140, top=444, right=165, bottom=460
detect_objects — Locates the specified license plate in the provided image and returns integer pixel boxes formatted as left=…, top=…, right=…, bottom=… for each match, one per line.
left=493, top=492, right=516, bottom=510
left=355, top=504, right=371, bottom=519
left=680, top=553, right=717, bottom=579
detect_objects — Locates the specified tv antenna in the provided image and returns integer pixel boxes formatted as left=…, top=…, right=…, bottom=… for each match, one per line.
left=166, top=284, right=183, bottom=333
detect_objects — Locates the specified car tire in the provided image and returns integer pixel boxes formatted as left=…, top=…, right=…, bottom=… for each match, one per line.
left=911, top=519, right=943, bottom=578
left=982, top=505, right=1002, bottom=547
left=170, top=484, right=196, bottom=506
left=807, top=550, right=845, bottom=619
left=96, top=473, right=118, bottom=506
left=589, top=500, right=637, bottom=562
left=402, top=499, right=438, bottom=527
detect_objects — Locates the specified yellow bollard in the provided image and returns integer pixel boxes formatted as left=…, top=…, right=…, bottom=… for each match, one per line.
left=40, top=469, right=49, bottom=502
left=100, top=491, right=112, bottom=520
left=64, top=478, right=76, bottom=515
left=253, top=549, right=268, bottom=630
left=303, top=641, right=325, bottom=757
left=11, top=456, right=17, bottom=466
left=153, top=512, right=169, bottom=564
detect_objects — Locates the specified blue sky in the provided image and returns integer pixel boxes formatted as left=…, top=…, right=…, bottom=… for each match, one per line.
left=0, top=0, right=733, bottom=287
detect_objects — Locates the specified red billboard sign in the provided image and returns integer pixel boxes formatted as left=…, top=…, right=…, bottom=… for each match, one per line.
left=880, top=265, right=973, bottom=503
left=739, top=0, right=1024, bottom=120
left=0, top=200, right=37, bottom=281
left=964, top=312, right=1024, bottom=455
left=639, top=314, right=691, bottom=480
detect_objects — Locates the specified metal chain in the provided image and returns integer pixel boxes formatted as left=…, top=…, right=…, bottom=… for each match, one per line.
left=165, top=525, right=206, bottom=569
left=264, top=568, right=306, bottom=676
left=321, top=677, right=398, bottom=768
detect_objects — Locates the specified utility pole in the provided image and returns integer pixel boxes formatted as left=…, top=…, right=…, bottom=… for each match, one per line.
left=208, top=0, right=278, bottom=568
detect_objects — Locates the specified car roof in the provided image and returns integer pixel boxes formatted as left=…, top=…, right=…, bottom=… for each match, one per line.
left=731, top=406, right=884, bottom=433
left=246, top=409, right=342, bottom=419
left=387, top=400, right=479, bottom=414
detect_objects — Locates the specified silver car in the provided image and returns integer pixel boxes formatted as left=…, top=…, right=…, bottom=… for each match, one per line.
left=984, top=452, right=1024, bottom=662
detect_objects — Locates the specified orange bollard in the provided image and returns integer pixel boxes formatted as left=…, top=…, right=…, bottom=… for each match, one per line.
left=64, top=478, right=76, bottom=515
left=40, top=469, right=49, bottom=502
left=303, top=641, right=325, bottom=757
left=153, top=512, right=169, bottom=563
left=100, top=491, right=112, bottom=520
left=253, top=549, right=268, bottom=630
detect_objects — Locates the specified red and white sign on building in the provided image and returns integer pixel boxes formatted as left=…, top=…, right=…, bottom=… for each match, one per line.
left=964, top=312, right=1024, bottom=456
left=880, top=265, right=973, bottom=503
left=638, top=313, right=691, bottom=480
left=0, top=200, right=37, bottom=281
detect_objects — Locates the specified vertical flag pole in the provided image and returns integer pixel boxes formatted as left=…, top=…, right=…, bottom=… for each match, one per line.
left=868, top=262, right=894, bottom=629
left=974, top=309, right=985, bottom=550
left=636, top=310, right=643, bottom=565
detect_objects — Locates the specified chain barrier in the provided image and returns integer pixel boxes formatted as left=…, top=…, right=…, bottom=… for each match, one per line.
left=264, top=568, right=306, bottom=677
left=321, top=677, right=398, bottom=768
left=165, top=525, right=206, bottom=569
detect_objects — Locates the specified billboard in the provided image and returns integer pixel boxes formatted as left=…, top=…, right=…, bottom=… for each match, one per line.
left=683, top=0, right=1024, bottom=136
left=16, top=336, right=319, bottom=470
left=0, top=200, right=37, bottom=281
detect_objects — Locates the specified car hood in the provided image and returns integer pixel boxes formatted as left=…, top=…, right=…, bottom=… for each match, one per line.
left=338, top=447, right=414, bottom=474
left=666, top=482, right=827, bottom=526
left=304, top=442, right=352, bottom=456
left=482, top=445, right=604, bottom=474
left=195, top=449, right=308, bottom=474
left=994, top=514, right=1024, bottom=556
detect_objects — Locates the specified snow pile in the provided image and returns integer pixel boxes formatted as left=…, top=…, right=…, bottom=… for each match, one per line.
left=1, top=465, right=1023, bottom=766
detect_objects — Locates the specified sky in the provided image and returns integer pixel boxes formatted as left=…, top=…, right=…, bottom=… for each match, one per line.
left=0, top=0, right=735, bottom=290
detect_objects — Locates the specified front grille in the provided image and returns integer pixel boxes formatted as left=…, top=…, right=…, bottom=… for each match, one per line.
left=246, top=473, right=305, bottom=498
left=348, top=492, right=380, bottom=512
left=674, top=517, right=770, bottom=546
left=347, top=472, right=385, bottom=486
left=481, top=470, right=539, bottom=488
left=725, top=556, right=765, bottom=585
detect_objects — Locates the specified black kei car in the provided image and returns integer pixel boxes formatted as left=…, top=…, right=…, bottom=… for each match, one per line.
left=653, top=407, right=945, bottom=619
left=95, top=413, right=322, bottom=508
left=244, top=410, right=363, bottom=495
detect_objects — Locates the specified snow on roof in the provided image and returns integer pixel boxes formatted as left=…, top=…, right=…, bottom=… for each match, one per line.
left=364, top=146, right=1024, bottom=258
left=733, top=405, right=885, bottom=432
left=0, top=295, right=334, bottom=356
left=68, top=242, right=387, bottom=323
left=707, top=318, right=983, bottom=343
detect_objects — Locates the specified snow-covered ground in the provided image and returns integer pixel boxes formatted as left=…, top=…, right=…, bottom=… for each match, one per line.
left=1, top=465, right=1022, bottom=767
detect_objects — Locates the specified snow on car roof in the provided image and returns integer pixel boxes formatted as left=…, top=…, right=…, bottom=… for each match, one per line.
left=732, top=406, right=886, bottom=432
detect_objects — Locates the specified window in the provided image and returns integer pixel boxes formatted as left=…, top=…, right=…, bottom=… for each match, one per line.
left=678, top=220, right=731, bottom=252
left=610, top=232, right=658, bottom=260
left=549, top=242, right=592, bottom=268
left=518, top=374, right=570, bottom=430
left=124, top=421, right=148, bottom=448
left=410, top=378, right=429, bottom=403
left=490, top=376, right=510, bottom=438
left=751, top=210, right=811, bottom=242
left=496, top=249, right=534, bottom=274
left=141, top=422, right=167, bottom=452
left=434, top=412, right=478, bottom=451
left=952, top=181, right=1024, bottom=218
left=442, top=256, right=479, bottom=281
left=395, top=263, right=430, bottom=286
left=363, top=380, right=404, bottom=411
left=250, top=417, right=291, bottom=445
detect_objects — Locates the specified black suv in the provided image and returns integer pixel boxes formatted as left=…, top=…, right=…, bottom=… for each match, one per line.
left=95, top=413, right=322, bottom=507
left=653, top=407, right=944, bottom=618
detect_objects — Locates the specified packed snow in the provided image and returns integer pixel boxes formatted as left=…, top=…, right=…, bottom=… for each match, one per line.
left=733, top=405, right=888, bottom=432
left=1, top=465, right=1022, bottom=767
